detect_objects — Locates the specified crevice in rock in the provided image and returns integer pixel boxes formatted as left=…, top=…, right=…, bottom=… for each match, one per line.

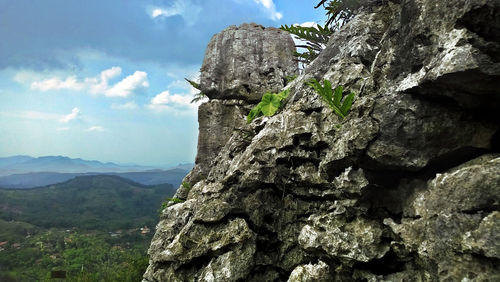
left=404, top=70, right=500, bottom=112
left=247, top=265, right=290, bottom=281
left=361, top=145, right=490, bottom=183
left=418, top=147, right=490, bottom=178
left=174, top=242, right=246, bottom=274
left=491, top=128, right=500, bottom=153
left=276, top=156, right=320, bottom=169
left=468, top=253, right=500, bottom=265
left=456, top=5, right=500, bottom=43
left=460, top=204, right=500, bottom=215
left=300, top=107, right=323, bottom=116
left=352, top=249, right=407, bottom=276
left=292, top=133, right=312, bottom=146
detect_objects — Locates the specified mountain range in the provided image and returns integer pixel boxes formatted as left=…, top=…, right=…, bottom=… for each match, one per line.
left=0, top=155, right=166, bottom=176
left=0, top=155, right=193, bottom=188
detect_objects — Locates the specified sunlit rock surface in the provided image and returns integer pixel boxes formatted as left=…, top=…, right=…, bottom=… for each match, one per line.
left=144, top=0, right=500, bottom=280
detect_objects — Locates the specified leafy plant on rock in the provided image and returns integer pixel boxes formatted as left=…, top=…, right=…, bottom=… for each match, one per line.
left=247, top=90, right=289, bottom=124
left=158, top=197, right=185, bottom=214
left=315, top=0, right=358, bottom=30
left=185, top=78, right=208, bottom=103
left=307, top=78, right=355, bottom=119
left=280, top=24, right=333, bottom=65
left=280, top=0, right=358, bottom=65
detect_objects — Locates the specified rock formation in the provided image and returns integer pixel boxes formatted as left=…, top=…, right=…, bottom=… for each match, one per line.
left=144, top=0, right=500, bottom=281
left=186, top=23, right=298, bottom=181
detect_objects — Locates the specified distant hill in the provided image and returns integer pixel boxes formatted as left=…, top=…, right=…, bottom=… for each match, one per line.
left=169, top=163, right=195, bottom=171
left=0, top=168, right=189, bottom=189
left=0, top=175, right=176, bottom=230
left=0, top=155, right=160, bottom=176
left=0, top=219, right=38, bottom=242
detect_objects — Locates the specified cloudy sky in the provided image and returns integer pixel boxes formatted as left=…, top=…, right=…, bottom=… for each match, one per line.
left=0, top=0, right=324, bottom=166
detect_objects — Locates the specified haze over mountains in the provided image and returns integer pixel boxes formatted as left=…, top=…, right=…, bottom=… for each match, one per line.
left=0, top=155, right=193, bottom=188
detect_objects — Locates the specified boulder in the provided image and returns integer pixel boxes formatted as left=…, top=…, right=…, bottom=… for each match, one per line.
left=200, top=23, right=298, bottom=102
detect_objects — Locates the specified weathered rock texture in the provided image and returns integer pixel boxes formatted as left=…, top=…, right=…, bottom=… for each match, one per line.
left=145, top=0, right=500, bottom=281
left=200, top=23, right=298, bottom=102
left=188, top=23, right=298, bottom=181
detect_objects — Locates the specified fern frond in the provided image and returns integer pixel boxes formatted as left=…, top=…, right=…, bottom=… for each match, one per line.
left=333, top=85, right=343, bottom=107
left=190, top=92, right=207, bottom=103
left=308, top=79, right=355, bottom=119
left=280, top=24, right=332, bottom=46
left=340, top=92, right=355, bottom=116
left=185, top=78, right=201, bottom=90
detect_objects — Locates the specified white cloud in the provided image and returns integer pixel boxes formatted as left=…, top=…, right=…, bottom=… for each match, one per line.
left=254, top=0, right=282, bottom=20
left=20, top=66, right=149, bottom=98
left=151, top=7, right=181, bottom=18
left=31, top=76, right=84, bottom=91
left=106, top=71, right=149, bottom=97
left=148, top=90, right=196, bottom=114
left=13, top=70, right=44, bottom=84
left=111, top=101, right=138, bottom=110
left=149, top=1, right=202, bottom=26
left=88, top=66, right=122, bottom=94
left=59, top=107, right=81, bottom=123
left=86, top=126, right=106, bottom=132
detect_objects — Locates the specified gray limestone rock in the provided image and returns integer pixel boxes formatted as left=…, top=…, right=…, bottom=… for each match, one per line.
left=299, top=215, right=389, bottom=262
left=287, top=260, right=332, bottom=282
left=193, top=99, right=248, bottom=180
left=145, top=1, right=500, bottom=281
left=411, top=154, right=500, bottom=217
left=462, top=211, right=500, bottom=259
left=200, top=23, right=298, bottom=102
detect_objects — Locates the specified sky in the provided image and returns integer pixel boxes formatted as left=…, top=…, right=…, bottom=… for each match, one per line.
left=0, top=0, right=325, bottom=167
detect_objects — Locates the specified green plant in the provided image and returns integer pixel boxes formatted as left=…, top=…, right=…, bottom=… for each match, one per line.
left=315, top=0, right=358, bottom=30
left=307, top=79, right=355, bottom=119
left=280, top=24, right=333, bottom=65
left=158, top=197, right=185, bottom=214
left=247, top=90, right=289, bottom=124
left=181, top=181, right=191, bottom=191
left=285, top=75, right=298, bottom=84
left=185, top=78, right=208, bottom=103
left=280, top=1, right=358, bottom=65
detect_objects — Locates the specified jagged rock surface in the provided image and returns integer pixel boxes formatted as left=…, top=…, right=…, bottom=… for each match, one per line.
left=200, top=23, right=298, bottom=102
left=187, top=23, right=298, bottom=181
left=144, top=0, right=500, bottom=281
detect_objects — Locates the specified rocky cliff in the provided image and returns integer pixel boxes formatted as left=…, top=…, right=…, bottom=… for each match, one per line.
left=144, top=1, right=500, bottom=281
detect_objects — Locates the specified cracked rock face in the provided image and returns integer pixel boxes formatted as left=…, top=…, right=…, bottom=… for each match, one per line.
left=200, top=23, right=298, bottom=102
left=144, top=0, right=500, bottom=281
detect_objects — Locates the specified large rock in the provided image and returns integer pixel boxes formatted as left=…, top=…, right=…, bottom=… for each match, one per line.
left=200, top=23, right=298, bottom=102
left=184, top=23, right=298, bottom=183
left=145, top=0, right=500, bottom=281
left=193, top=99, right=248, bottom=180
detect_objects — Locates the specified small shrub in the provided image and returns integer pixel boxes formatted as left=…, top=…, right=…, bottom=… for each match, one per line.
left=181, top=181, right=191, bottom=191
left=307, top=78, right=355, bottom=119
left=247, top=90, right=289, bottom=124
left=158, top=197, right=185, bottom=215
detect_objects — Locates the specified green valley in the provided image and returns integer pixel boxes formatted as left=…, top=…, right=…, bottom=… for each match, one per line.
left=0, top=175, right=177, bottom=281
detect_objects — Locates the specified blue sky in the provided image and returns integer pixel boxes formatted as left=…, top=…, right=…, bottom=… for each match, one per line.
left=0, top=0, right=325, bottom=166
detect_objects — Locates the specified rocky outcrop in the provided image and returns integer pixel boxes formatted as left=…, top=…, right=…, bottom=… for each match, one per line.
left=186, top=23, right=298, bottom=181
left=200, top=23, right=298, bottom=102
left=145, top=0, right=500, bottom=281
